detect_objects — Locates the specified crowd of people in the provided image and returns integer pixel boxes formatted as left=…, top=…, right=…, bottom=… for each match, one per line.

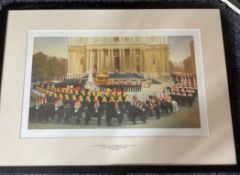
left=29, top=72, right=198, bottom=126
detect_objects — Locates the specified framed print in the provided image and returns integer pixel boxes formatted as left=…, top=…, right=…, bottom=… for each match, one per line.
left=21, top=29, right=208, bottom=138
left=0, top=9, right=237, bottom=167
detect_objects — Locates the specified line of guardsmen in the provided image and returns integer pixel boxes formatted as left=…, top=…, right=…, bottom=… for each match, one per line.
left=99, top=79, right=142, bottom=92
left=30, top=72, right=198, bottom=126
left=30, top=88, right=149, bottom=126
left=171, top=72, right=197, bottom=86
left=30, top=89, right=181, bottom=126
left=170, top=72, right=198, bottom=107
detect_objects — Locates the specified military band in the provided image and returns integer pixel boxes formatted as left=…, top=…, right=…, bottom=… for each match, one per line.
left=29, top=72, right=198, bottom=126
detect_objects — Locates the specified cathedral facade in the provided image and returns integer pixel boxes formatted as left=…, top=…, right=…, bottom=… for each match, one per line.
left=68, top=36, right=170, bottom=77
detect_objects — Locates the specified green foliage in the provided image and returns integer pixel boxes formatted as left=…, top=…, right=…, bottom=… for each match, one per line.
left=31, top=52, right=67, bottom=82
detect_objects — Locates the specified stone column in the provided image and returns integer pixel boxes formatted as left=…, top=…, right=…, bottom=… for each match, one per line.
left=122, top=49, right=125, bottom=72
left=111, top=49, right=114, bottom=72
left=119, top=49, right=123, bottom=72
left=141, top=49, right=145, bottom=72
left=89, top=50, right=94, bottom=71
left=71, top=52, right=76, bottom=73
left=100, top=49, right=104, bottom=72
left=97, top=49, right=101, bottom=72
left=130, top=48, right=133, bottom=71
left=132, top=48, right=136, bottom=72
left=86, top=49, right=90, bottom=72
left=108, top=49, right=111, bottom=72
left=73, top=53, right=76, bottom=74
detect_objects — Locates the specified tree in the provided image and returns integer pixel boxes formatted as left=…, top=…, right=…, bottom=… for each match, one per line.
left=31, top=52, right=67, bottom=82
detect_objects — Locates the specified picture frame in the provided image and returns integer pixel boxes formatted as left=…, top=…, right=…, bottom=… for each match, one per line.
left=0, top=0, right=239, bottom=174
left=21, top=29, right=208, bottom=138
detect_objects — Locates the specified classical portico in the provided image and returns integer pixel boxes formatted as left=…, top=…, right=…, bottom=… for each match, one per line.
left=68, top=36, right=170, bottom=77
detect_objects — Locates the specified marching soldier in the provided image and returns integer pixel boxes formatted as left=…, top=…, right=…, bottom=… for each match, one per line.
left=160, top=98, right=169, bottom=115
left=93, top=97, right=102, bottom=126
left=85, top=95, right=94, bottom=125
left=101, top=96, right=108, bottom=119
left=46, top=95, right=56, bottom=122
left=140, top=101, right=147, bottom=123
left=39, top=98, right=48, bottom=122
left=29, top=99, right=40, bottom=122
left=153, top=99, right=160, bottom=119
left=55, top=95, right=64, bottom=122
left=187, top=92, right=194, bottom=107
left=175, top=91, right=181, bottom=106
left=145, top=100, right=152, bottom=117
left=63, top=94, right=73, bottom=124
left=106, top=96, right=115, bottom=126
left=181, top=91, right=187, bottom=106
left=116, top=96, right=124, bottom=125
left=114, top=100, right=123, bottom=125
left=76, top=95, right=86, bottom=124
left=124, top=96, right=135, bottom=124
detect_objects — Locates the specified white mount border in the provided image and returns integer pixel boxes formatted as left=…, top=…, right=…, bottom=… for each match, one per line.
left=20, top=29, right=209, bottom=138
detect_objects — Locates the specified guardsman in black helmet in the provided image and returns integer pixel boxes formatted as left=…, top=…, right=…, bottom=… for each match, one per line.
left=29, top=99, right=40, bottom=122
left=93, top=96, right=102, bottom=126
left=106, top=96, right=115, bottom=126
left=187, top=92, right=194, bottom=107
left=85, top=95, right=94, bottom=125
left=55, top=94, right=64, bottom=123
left=76, top=95, right=85, bottom=124
left=47, top=93, right=56, bottom=121
left=101, top=96, right=108, bottom=119
left=161, top=97, right=169, bottom=115
left=182, top=91, right=187, bottom=106
left=140, top=101, right=147, bottom=123
left=64, top=94, right=72, bottom=124
left=124, top=96, right=134, bottom=123
left=116, top=96, right=124, bottom=125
